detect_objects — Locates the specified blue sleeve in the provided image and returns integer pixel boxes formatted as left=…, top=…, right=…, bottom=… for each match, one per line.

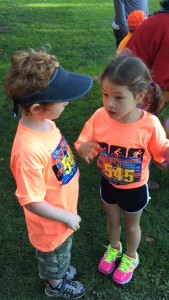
left=114, top=0, right=128, bottom=35
left=113, top=0, right=149, bottom=35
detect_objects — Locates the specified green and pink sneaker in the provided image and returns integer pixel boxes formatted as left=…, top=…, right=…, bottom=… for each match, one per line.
left=98, top=242, right=122, bottom=275
left=112, top=252, right=139, bottom=284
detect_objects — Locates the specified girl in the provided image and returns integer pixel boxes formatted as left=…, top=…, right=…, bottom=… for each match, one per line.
left=75, top=56, right=169, bottom=285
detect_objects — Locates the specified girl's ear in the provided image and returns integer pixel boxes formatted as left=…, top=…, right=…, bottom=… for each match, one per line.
left=136, top=90, right=147, bottom=103
left=29, top=103, right=41, bottom=115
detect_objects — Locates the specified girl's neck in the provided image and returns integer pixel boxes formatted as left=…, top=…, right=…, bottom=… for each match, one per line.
left=116, top=108, right=143, bottom=124
left=20, top=113, right=53, bottom=132
left=125, top=108, right=143, bottom=124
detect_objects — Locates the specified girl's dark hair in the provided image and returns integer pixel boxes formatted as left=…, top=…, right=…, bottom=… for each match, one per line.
left=100, top=56, right=162, bottom=114
left=160, top=0, right=169, bottom=9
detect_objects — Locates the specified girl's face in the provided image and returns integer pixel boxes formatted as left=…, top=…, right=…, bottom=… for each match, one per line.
left=102, top=78, right=141, bottom=123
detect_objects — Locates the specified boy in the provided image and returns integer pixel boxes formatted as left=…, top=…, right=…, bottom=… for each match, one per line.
left=4, top=48, right=93, bottom=299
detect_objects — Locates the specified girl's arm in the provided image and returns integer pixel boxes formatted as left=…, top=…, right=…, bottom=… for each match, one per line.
left=25, top=201, right=81, bottom=231
left=75, top=113, right=100, bottom=163
left=77, top=138, right=100, bottom=164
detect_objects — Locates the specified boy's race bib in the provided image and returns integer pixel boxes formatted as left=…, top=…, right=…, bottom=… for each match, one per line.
left=52, top=137, right=78, bottom=185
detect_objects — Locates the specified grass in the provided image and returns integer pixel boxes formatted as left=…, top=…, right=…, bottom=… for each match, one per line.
left=0, top=1, right=169, bottom=299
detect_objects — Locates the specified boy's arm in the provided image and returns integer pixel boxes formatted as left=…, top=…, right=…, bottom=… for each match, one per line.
left=25, top=201, right=81, bottom=232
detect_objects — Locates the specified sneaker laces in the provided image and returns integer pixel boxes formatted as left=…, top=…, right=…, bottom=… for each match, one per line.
left=119, top=254, right=136, bottom=273
left=57, top=279, right=78, bottom=297
left=104, top=245, right=120, bottom=263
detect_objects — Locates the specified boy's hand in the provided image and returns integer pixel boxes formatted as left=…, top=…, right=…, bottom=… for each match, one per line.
left=65, top=212, right=81, bottom=231
left=77, top=139, right=100, bottom=164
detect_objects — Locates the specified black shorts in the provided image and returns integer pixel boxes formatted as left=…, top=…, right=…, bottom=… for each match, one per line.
left=100, top=176, right=149, bottom=213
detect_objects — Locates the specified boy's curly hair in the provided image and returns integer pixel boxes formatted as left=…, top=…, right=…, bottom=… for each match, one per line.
left=4, top=48, right=59, bottom=100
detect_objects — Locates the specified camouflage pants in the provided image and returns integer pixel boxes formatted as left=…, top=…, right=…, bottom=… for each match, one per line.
left=36, top=235, right=73, bottom=280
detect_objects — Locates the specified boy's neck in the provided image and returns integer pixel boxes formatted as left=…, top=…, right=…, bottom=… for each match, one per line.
left=20, top=113, right=53, bottom=132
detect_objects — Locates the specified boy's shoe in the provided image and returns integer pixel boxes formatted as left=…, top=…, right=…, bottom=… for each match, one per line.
left=112, top=252, right=139, bottom=285
left=45, top=278, right=86, bottom=299
left=98, top=242, right=122, bottom=275
left=65, top=266, right=79, bottom=280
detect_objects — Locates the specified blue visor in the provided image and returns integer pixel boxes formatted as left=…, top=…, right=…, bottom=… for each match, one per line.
left=14, top=67, right=93, bottom=105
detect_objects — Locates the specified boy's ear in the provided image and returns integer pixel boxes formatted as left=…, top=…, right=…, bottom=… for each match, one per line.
left=136, top=90, right=146, bottom=103
left=29, top=103, right=41, bottom=115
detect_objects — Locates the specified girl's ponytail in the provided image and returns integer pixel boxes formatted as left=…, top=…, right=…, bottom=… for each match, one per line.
left=140, top=82, right=162, bottom=114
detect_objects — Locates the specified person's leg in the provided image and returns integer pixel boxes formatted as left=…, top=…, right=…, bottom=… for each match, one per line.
left=36, top=235, right=73, bottom=284
left=112, top=184, right=149, bottom=285
left=36, top=235, right=86, bottom=298
left=112, top=210, right=142, bottom=285
left=104, top=202, right=122, bottom=248
left=98, top=202, right=122, bottom=274
left=113, top=29, right=125, bottom=48
left=124, top=210, right=142, bottom=257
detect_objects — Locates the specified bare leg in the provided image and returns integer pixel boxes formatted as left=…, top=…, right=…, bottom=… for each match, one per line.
left=124, top=210, right=142, bottom=257
left=103, top=201, right=122, bottom=248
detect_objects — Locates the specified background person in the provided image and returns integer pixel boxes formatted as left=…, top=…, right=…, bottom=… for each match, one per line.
left=117, top=10, right=147, bottom=55
left=112, top=0, right=149, bottom=48
left=125, top=0, right=169, bottom=115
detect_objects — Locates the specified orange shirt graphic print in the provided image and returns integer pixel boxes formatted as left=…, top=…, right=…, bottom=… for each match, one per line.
left=97, top=146, right=145, bottom=186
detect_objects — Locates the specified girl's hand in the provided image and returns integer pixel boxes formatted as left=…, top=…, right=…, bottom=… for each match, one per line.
left=77, top=139, right=100, bottom=163
left=65, top=213, right=81, bottom=231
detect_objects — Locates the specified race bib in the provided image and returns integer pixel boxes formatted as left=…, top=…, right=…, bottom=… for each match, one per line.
left=52, top=137, right=78, bottom=185
left=97, top=150, right=142, bottom=185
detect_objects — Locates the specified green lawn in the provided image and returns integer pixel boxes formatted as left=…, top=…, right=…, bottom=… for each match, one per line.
left=0, top=1, right=169, bottom=299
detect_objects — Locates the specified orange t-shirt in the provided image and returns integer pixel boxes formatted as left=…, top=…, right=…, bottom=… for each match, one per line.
left=75, top=108, right=169, bottom=189
left=11, top=120, right=79, bottom=252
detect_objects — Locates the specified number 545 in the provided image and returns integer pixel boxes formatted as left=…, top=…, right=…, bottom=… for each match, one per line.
left=104, top=164, right=134, bottom=182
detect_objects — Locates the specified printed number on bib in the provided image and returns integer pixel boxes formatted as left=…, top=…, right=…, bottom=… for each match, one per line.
left=105, top=164, right=134, bottom=183
left=97, top=151, right=142, bottom=185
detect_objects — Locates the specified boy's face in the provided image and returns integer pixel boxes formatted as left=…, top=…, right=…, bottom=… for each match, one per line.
left=38, top=101, right=69, bottom=120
